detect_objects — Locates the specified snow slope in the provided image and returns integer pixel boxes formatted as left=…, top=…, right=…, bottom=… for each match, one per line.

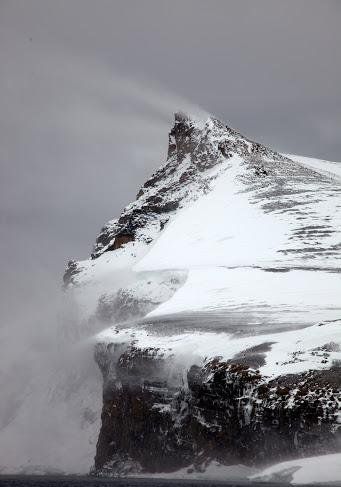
left=145, top=267, right=341, bottom=332
left=135, top=155, right=288, bottom=271
left=133, top=148, right=341, bottom=338
left=135, top=151, right=341, bottom=272
left=251, top=453, right=341, bottom=484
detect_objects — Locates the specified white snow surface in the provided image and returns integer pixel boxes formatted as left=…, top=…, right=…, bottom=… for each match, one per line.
left=251, top=453, right=341, bottom=484
left=135, top=153, right=341, bottom=272
left=134, top=155, right=285, bottom=271
left=147, top=267, right=341, bottom=327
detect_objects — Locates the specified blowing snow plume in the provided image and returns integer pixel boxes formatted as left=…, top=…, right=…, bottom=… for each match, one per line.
left=0, top=36, right=208, bottom=474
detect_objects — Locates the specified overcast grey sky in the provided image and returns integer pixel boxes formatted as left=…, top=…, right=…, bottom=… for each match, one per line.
left=1, top=0, right=341, bottom=320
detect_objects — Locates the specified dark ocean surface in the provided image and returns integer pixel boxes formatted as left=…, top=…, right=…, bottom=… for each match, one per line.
left=0, top=477, right=291, bottom=487
left=1, top=476, right=338, bottom=487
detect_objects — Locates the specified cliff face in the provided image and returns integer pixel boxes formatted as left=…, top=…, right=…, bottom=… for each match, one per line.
left=93, top=343, right=340, bottom=475
left=64, top=113, right=341, bottom=478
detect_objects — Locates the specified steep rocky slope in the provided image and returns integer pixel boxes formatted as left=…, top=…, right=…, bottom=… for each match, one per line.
left=65, top=113, right=341, bottom=478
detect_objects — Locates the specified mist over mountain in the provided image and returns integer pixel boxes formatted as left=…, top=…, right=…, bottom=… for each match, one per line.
left=69, top=114, right=341, bottom=480
left=2, top=112, right=339, bottom=480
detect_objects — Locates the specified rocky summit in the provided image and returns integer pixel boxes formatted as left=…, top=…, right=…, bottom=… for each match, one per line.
left=64, top=113, right=341, bottom=478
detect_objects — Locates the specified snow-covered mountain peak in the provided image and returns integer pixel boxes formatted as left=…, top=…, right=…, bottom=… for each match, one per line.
left=168, top=110, right=287, bottom=167
left=64, top=110, right=341, bottom=333
left=59, top=112, right=341, bottom=477
left=87, top=112, right=292, bottom=262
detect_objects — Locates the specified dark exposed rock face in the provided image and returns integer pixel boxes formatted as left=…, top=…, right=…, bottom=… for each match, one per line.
left=94, top=344, right=341, bottom=476
left=108, top=234, right=135, bottom=251
left=91, top=218, right=119, bottom=258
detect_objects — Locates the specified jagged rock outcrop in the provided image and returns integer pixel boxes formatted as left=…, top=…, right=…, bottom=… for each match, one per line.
left=89, top=112, right=290, bottom=260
